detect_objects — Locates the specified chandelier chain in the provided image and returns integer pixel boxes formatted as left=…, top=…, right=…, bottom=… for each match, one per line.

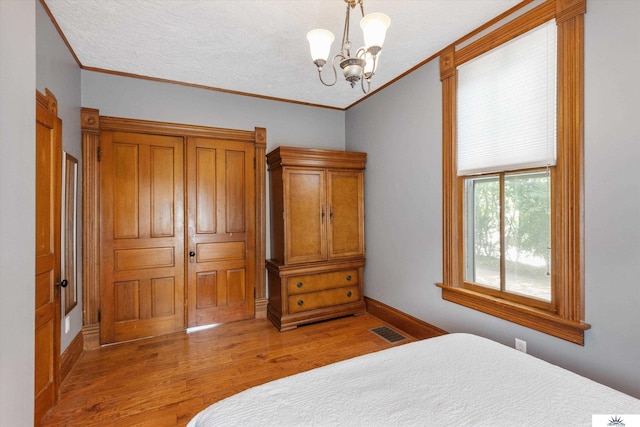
left=342, top=3, right=351, bottom=57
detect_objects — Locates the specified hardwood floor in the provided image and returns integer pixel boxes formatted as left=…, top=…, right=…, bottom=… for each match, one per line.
left=41, top=314, right=416, bottom=426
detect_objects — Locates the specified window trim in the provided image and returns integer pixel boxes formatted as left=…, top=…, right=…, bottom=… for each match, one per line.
left=437, top=0, right=590, bottom=345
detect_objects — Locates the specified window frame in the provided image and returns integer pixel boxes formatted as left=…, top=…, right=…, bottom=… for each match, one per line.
left=437, top=0, right=590, bottom=345
left=463, top=168, right=553, bottom=312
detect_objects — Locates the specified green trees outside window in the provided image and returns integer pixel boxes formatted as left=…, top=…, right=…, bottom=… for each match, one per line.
left=465, top=170, right=551, bottom=301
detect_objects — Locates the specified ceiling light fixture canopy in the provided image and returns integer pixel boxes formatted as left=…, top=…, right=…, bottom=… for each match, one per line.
left=306, top=0, right=390, bottom=94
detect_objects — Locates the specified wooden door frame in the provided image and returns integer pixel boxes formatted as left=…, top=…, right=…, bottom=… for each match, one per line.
left=80, top=109, right=266, bottom=349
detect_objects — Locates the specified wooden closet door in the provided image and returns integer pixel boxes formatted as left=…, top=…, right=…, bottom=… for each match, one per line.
left=100, top=131, right=185, bottom=344
left=35, top=91, right=61, bottom=423
left=284, top=168, right=327, bottom=264
left=187, top=138, right=255, bottom=327
left=327, top=170, right=365, bottom=259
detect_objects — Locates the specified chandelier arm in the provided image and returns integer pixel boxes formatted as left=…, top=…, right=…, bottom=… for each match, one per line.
left=367, top=53, right=378, bottom=79
left=360, top=76, right=371, bottom=94
left=318, top=54, right=340, bottom=87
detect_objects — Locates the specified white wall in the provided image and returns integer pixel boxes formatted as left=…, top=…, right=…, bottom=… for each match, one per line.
left=0, top=1, right=36, bottom=426
left=346, top=0, right=640, bottom=398
left=36, top=0, right=83, bottom=352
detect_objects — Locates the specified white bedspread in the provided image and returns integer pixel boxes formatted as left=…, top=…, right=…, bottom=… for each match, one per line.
left=187, top=333, right=640, bottom=426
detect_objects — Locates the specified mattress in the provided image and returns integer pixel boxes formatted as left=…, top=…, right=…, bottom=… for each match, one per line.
left=187, top=333, right=640, bottom=426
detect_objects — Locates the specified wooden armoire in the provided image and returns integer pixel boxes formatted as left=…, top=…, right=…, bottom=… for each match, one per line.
left=266, top=146, right=366, bottom=331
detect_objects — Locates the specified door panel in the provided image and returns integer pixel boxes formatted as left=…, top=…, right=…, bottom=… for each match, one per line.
left=187, top=138, right=255, bottom=327
left=100, top=131, right=185, bottom=344
left=35, top=92, right=61, bottom=424
left=195, top=148, right=217, bottom=233
left=150, top=146, right=176, bottom=236
left=112, top=143, right=139, bottom=238
left=328, top=170, right=365, bottom=259
left=198, top=241, right=245, bottom=260
left=284, top=168, right=326, bottom=264
left=225, top=150, right=247, bottom=233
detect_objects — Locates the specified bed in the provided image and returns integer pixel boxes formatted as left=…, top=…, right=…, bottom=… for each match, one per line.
left=187, top=333, right=640, bottom=426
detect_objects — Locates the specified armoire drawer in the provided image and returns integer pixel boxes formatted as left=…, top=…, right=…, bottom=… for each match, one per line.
left=288, top=285, right=360, bottom=314
left=287, top=269, right=358, bottom=295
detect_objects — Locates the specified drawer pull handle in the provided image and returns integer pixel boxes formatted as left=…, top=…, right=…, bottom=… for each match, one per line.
left=346, top=275, right=352, bottom=281
left=297, top=300, right=304, bottom=306
left=297, top=282, right=303, bottom=288
left=347, top=291, right=352, bottom=297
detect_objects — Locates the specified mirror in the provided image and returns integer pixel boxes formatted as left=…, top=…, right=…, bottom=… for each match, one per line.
left=62, top=152, right=78, bottom=315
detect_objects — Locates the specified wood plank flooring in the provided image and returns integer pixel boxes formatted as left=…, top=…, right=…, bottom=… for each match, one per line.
left=40, top=314, right=416, bottom=426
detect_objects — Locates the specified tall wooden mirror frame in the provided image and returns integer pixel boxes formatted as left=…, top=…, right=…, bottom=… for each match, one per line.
left=62, top=152, right=79, bottom=315
left=81, top=108, right=267, bottom=349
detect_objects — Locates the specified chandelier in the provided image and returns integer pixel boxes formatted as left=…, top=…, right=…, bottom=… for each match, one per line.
left=306, top=0, right=390, bottom=94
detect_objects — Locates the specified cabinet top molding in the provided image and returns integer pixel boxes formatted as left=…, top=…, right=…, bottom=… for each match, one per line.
left=267, top=146, right=367, bottom=171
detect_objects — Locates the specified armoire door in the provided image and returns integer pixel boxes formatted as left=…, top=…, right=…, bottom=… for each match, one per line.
left=35, top=90, right=61, bottom=424
left=327, top=170, right=365, bottom=259
left=187, top=138, right=255, bottom=327
left=283, top=168, right=327, bottom=264
left=100, top=131, right=185, bottom=344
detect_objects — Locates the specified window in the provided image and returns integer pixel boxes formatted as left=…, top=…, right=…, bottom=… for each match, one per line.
left=438, top=0, right=589, bottom=344
left=460, top=20, right=555, bottom=308
left=465, top=170, right=551, bottom=307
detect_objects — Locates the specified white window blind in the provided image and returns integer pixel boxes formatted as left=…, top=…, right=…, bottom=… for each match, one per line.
left=457, top=20, right=557, bottom=176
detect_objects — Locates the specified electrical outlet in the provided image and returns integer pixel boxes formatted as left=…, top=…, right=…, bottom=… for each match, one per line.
left=515, top=338, right=527, bottom=353
left=65, top=316, right=71, bottom=334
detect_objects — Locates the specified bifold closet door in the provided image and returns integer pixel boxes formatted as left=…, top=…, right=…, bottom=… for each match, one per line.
left=186, top=138, right=255, bottom=327
left=100, top=131, right=185, bottom=344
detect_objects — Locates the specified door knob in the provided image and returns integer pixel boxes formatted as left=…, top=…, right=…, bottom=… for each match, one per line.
left=56, top=279, right=68, bottom=288
left=189, top=251, right=196, bottom=257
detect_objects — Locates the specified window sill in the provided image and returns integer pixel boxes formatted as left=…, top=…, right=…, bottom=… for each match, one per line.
left=437, top=284, right=590, bottom=345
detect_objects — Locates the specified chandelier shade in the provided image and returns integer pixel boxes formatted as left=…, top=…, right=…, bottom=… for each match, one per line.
left=306, top=29, right=335, bottom=65
left=306, top=0, right=390, bottom=94
left=360, top=12, right=391, bottom=52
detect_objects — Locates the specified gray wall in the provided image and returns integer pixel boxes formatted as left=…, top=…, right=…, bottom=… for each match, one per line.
left=36, top=0, right=83, bottom=352
left=81, top=71, right=345, bottom=154
left=346, top=0, right=640, bottom=398
left=0, top=1, right=36, bottom=425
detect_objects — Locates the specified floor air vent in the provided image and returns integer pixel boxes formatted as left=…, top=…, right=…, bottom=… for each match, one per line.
left=370, top=326, right=407, bottom=344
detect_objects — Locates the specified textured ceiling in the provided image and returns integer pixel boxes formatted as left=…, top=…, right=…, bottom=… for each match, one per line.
left=43, top=0, right=520, bottom=109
